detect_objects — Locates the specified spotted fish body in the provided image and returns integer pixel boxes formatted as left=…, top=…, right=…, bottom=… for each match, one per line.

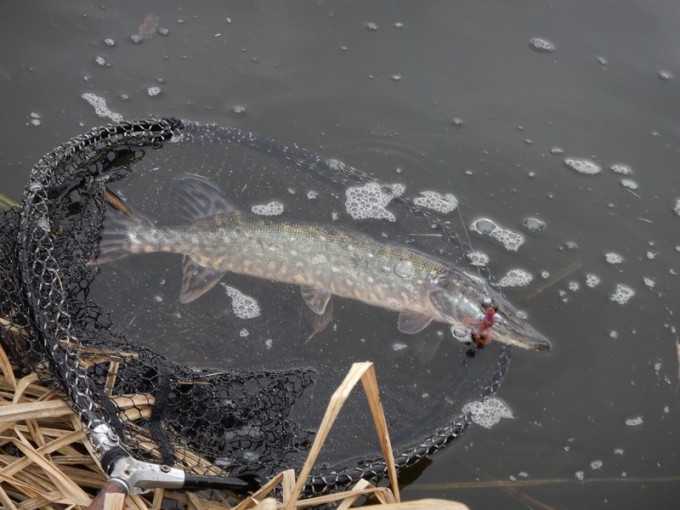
left=92, top=177, right=551, bottom=352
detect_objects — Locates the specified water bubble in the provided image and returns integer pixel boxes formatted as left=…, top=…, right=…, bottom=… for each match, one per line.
left=265, top=338, right=273, bottom=349
left=523, top=217, right=545, bottom=234
left=158, top=27, right=170, bottom=36
left=451, top=117, right=464, bottom=127
left=673, top=198, right=680, bottom=217
left=614, top=448, right=624, bottom=455
left=364, top=21, right=379, bottom=31
left=610, top=283, right=635, bottom=305
left=391, top=73, right=403, bottom=81
left=251, top=200, right=284, bottom=216
left=81, top=92, right=123, bottom=122
left=564, top=157, right=602, bottom=175
left=326, top=158, right=346, bottom=171
left=147, top=86, right=162, bottom=97
left=94, top=56, right=107, bottom=66
left=590, top=460, right=603, bottom=470
left=529, top=37, right=556, bottom=53
left=610, top=163, right=633, bottom=175
left=597, top=56, right=608, bottom=66
left=231, top=105, right=247, bottom=115
left=568, top=281, right=580, bottom=292
left=413, top=190, right=458, bottom=214
left=153, top=295, right=163, bottom=303
left=391, top=342, right=407, bottom=352
left=463, top=397, right=514, bottom=429
left=575, top=471, right=585, bottom=481
left=394, top=22, right=404, bottom=29
left=221, top=284, right=261, bottom=319
left=620, top=179, right=639, bottom=190
left=26, top=112, right=41, bottom=127
left=345, top=182, right=401, bottom=221
left=466, top=250, right=489, bottom=267
left=104, top=38, right=116, bottom=47
left=306, top=190, right=318, bottom=200
left=450, top=325, right=470, bottom=341
left=498, top=269, right=533, bottom=288
left=239, top=328, right=249, bottom=337
left=625, top=415, right=643, bottom=426
left=470, top=218, right=525, bottom=252
left=129, top=34, right=143, bottom=44
left=605, top=252, right=624, bottom=265
left=585, top=273, right=601, bottom=288
left=658, top=70, right=673, bottom=80
left=550, top=146, right=564, bottom=155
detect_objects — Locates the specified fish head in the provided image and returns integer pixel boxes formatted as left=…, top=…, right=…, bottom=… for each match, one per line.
left=429, top=270, right=551, bottom=351
left=482, top=292, right=551, bottom=351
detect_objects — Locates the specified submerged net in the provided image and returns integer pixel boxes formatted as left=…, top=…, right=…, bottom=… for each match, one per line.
left=0, top=118, right=509, bottom=495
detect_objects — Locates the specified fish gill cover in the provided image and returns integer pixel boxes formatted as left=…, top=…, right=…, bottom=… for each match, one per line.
left=0, top=118, right=514, bottom=494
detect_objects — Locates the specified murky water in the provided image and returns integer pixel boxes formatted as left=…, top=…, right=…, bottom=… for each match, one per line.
left=2, top=1, right=679, bottom=508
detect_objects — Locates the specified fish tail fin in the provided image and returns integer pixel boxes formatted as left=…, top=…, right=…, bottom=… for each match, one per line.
left=89, top=189, right=152, bottom=265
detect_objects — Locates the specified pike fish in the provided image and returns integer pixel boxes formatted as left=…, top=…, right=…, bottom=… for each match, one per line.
left=91, top=176, right=551, bottom=353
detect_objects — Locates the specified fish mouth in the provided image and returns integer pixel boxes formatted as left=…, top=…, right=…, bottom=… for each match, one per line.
left=492, top=311, right=551, bottom=351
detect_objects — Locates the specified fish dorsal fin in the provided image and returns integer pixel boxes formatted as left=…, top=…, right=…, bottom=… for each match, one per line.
left=397, top=310, right=434, bottom=334
left=179, top=255, right=226, bottom=304
left=170, top=176, right=240, bottom=223
left=300, top=286, right=332, bottom=315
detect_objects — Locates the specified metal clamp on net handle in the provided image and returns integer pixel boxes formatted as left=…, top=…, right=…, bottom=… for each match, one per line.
left=91, top=422, right=257, bottom=496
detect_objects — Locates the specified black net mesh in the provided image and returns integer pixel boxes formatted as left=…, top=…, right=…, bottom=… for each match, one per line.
left=0, top=118, right=510, bottom=495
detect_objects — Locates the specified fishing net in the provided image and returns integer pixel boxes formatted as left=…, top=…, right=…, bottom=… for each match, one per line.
left=0, top=118, right=510, bottom=496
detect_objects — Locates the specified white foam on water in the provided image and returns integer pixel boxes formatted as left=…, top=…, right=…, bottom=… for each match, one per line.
left=470, top=218, right=525, bottom=252
left=610, top=163, right=633, bottom=175
left=251, top=201, right=284, bottom=216
left=605, top=252, right=624, bottom=265
left=413, top=190, right=458, bottom=214
left=498, top=269, right=533, bottom=288
left=625, top=415, right=643, bottom=426
left=585, top=273, right=601, bottom=288
left=221, top=284, right=261, bottom=319
left=610, top=283, right=635, bottom=304
left=565, top=157, right=601, bottom=175
left=345, top=182, right=403, bottom=221
left=81, top=92, right=123, bottom=122
left=463, top=397, right=514, bottom=429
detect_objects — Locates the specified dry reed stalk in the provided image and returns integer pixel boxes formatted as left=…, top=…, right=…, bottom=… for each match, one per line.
left=0, top=340, right=468, bottom=509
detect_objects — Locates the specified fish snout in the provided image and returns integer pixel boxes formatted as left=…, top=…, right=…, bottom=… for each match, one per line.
left=492, top=309, right=551, bottom=351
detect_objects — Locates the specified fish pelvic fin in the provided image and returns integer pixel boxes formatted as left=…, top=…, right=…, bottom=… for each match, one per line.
left=301, top=286, right=332, bottom=315
left=170, top=176, right=240, bottom=223
left=397, top=310, right=434, bottom=334
left=89, top=189, right=152, bottom=265
left=179, top=255, right=226, bottom=304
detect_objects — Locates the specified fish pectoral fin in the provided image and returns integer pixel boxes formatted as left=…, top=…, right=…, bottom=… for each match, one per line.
left=170, top=176, right=240, bottom=223
left=429, top=289, right=455, bottom=322
left=179, top=256, right=226, bottom=304
left=397, top=310, right=434, bottom=334
left=300, top=286, right=332, bottom=315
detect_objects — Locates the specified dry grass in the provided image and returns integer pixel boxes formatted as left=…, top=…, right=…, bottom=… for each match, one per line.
left=0, top=338, right=468, bottom=510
